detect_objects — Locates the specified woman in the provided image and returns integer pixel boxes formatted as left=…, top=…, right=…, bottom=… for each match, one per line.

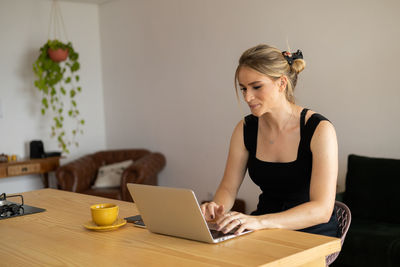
left=200, top=44, right=339, bottom=237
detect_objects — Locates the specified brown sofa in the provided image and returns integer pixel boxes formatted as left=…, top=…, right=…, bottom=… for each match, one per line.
left=56, top=149, right=166, bottom=202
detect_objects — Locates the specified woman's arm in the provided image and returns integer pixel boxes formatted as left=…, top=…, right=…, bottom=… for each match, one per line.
left=217, top=120, right=338, bottom=234
left=200, top=120, right=249, bottom=220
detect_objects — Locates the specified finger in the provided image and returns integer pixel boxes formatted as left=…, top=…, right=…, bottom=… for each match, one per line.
left=200, top=203, right=206, bottom=215
left=235, top=223, right=246, bottom=235
left=222, top=219, right=241, bottom=234
left=217, top=214, right=237, bottom=230
left=216, top=210, right=238, bottom=225
left=215, top=205, right=225, bottom=219
left=215, top=212, right=229, bottom=225
left=218, top=205, right=225, bottom=215
left=206, top=203, right=216, bottom=220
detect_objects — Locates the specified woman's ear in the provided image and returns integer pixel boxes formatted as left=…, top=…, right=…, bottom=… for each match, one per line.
left=279, top=76, right=288, bottom=92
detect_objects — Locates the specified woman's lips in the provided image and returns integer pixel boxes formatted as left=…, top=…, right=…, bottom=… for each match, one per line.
left=249, top=104, right=260, bottom=109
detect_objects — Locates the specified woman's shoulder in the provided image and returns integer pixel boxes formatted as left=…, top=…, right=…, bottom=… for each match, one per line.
left=302, top=107, right=335, bottom=140
left=304, top=109, right=336, bottom=146
left=303, top=108, right=331, bottom=125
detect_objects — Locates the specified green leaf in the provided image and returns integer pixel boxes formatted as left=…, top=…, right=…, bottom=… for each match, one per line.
left=80, top=119, right=85, bottom=125
left=75, top=76, right=80, bottom=82
left=71, top=62, right=80, bottom=72
left=69, top=51, right=78, bottom=61
left=42, top=98, right=48, bottom=108
left=60, top=87, right=66, bottom=95
left=70, top=89, right=76, bottom=98
left=43, top=85, right=48, bottom=94
left=77, top=86, right=81, bottom=92
left=54, top=117, right=62, bottom=128
left=72, top=100, right=77, bottom=107
left=65, top=77, right=71, bottom=83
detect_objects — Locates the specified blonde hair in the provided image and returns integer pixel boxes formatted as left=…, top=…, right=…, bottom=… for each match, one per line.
left=234, top=44, right=306, bottom=104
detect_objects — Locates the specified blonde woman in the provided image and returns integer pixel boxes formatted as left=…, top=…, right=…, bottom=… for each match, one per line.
left=200, top=44, right=339, bottom=237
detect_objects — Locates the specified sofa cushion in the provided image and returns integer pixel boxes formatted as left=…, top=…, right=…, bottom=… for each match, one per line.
left=92, top=160, right=133, bottom=188
left=344, top=154, right=400, bottom=223
left=335, top=219, right=400, bottom=267
left=389, top=238, right=400, bottom=267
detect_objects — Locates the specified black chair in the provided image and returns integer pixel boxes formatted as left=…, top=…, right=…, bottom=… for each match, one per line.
left=326, top=201, right=352, bottom=266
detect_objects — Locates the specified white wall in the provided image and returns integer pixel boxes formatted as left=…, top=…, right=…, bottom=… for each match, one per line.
left=99, top=0, right=400, bottom=213
left=0, top=0, right=106, bottom=194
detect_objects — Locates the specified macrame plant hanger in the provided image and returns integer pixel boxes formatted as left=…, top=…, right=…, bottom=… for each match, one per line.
left=48, top=0, right=69, bottom=43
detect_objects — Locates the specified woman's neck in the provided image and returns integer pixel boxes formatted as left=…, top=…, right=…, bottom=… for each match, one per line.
left=259, top=102, right=296, bottom=131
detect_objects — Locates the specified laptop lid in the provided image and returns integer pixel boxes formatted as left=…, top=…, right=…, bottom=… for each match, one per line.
left=127, top=184, right=249, bottom=243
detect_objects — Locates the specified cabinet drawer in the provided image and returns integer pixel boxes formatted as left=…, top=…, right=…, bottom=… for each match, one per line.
left=7, top=164, right=41, bottom=176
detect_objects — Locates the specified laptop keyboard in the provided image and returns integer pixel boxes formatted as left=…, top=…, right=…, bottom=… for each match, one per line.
left=208, top=222, right=238, bottom=239
left=210, top=229, right=236, bottom=239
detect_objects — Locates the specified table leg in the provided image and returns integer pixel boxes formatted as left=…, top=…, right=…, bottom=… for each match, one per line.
left=42, top=173, right=49, bottom=188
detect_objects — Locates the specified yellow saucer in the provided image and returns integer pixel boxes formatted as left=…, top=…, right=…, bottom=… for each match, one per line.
left=83, top=218, right=127, bottom=231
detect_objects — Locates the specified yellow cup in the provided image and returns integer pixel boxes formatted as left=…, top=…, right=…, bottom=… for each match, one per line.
left=90, top=203, right=119, bottom=226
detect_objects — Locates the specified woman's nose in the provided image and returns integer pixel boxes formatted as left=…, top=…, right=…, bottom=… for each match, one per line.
left=244, top=91, right=254, bottom=102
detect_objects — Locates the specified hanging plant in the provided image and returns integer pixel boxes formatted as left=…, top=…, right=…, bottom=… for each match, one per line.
left=33, top=39, right=84, bottom=154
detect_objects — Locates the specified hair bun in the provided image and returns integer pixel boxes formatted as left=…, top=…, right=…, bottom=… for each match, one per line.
left=282, top=50, right=306, bottom=74
left=291, top=58, right=306, bottom=74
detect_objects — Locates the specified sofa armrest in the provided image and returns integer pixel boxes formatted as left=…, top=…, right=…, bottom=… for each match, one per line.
left=56, top=155, right=98, bottom=192
left=121, top=152, right=166, bottom=201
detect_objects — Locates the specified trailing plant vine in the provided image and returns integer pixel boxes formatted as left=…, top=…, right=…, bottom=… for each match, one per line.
left=33, top=39, right=84, bottom=153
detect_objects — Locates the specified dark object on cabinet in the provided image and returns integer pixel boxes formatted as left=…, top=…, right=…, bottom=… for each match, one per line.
left=30, top=140, right=45, bottom=158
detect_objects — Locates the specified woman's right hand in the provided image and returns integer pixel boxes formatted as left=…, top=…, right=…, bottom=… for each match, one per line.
left=200, top=201, right=225, bottom=221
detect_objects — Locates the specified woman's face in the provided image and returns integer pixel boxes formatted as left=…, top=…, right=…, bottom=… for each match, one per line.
left=238, top=66, right=283, bottom=117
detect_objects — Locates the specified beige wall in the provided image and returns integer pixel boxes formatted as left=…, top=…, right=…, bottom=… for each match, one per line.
left=1, top=0, right=397, bottom=211
left=99, top=0, right=400, bottom=213
left=0, top=0, right=106, bottom=193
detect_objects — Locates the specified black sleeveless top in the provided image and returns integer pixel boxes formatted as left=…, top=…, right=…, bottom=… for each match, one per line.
left=243, top=108, right=339, bottom=237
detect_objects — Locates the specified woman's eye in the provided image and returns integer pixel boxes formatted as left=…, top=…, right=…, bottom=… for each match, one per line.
left=253, top=86, right=261, bottom=90
left=240, top=87, right=247, bottom=91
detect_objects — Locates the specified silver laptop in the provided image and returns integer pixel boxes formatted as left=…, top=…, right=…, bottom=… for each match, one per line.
left=127, top=184, right=252, bottom=243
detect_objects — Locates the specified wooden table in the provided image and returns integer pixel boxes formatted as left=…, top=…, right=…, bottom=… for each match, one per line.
left=0, top=189, right=341, bottom=266
left=0, top=157, right=61, bottom=187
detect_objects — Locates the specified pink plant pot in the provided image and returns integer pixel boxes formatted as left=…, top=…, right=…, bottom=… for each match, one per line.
left=48, top=48, right=69, bottom=62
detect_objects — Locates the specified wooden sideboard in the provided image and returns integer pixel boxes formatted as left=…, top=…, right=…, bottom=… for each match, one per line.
left=0, top=157, right=61, bottom=187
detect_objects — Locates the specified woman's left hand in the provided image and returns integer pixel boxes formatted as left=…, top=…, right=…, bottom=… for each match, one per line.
left=215, top=211, right=265, bottom=235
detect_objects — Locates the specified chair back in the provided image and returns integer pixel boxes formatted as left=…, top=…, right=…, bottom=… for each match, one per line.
left=326, top=201, right=352, bottom=266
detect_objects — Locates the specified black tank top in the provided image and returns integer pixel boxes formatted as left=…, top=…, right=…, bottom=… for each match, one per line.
left=243, top=108, right=339, bottom=237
